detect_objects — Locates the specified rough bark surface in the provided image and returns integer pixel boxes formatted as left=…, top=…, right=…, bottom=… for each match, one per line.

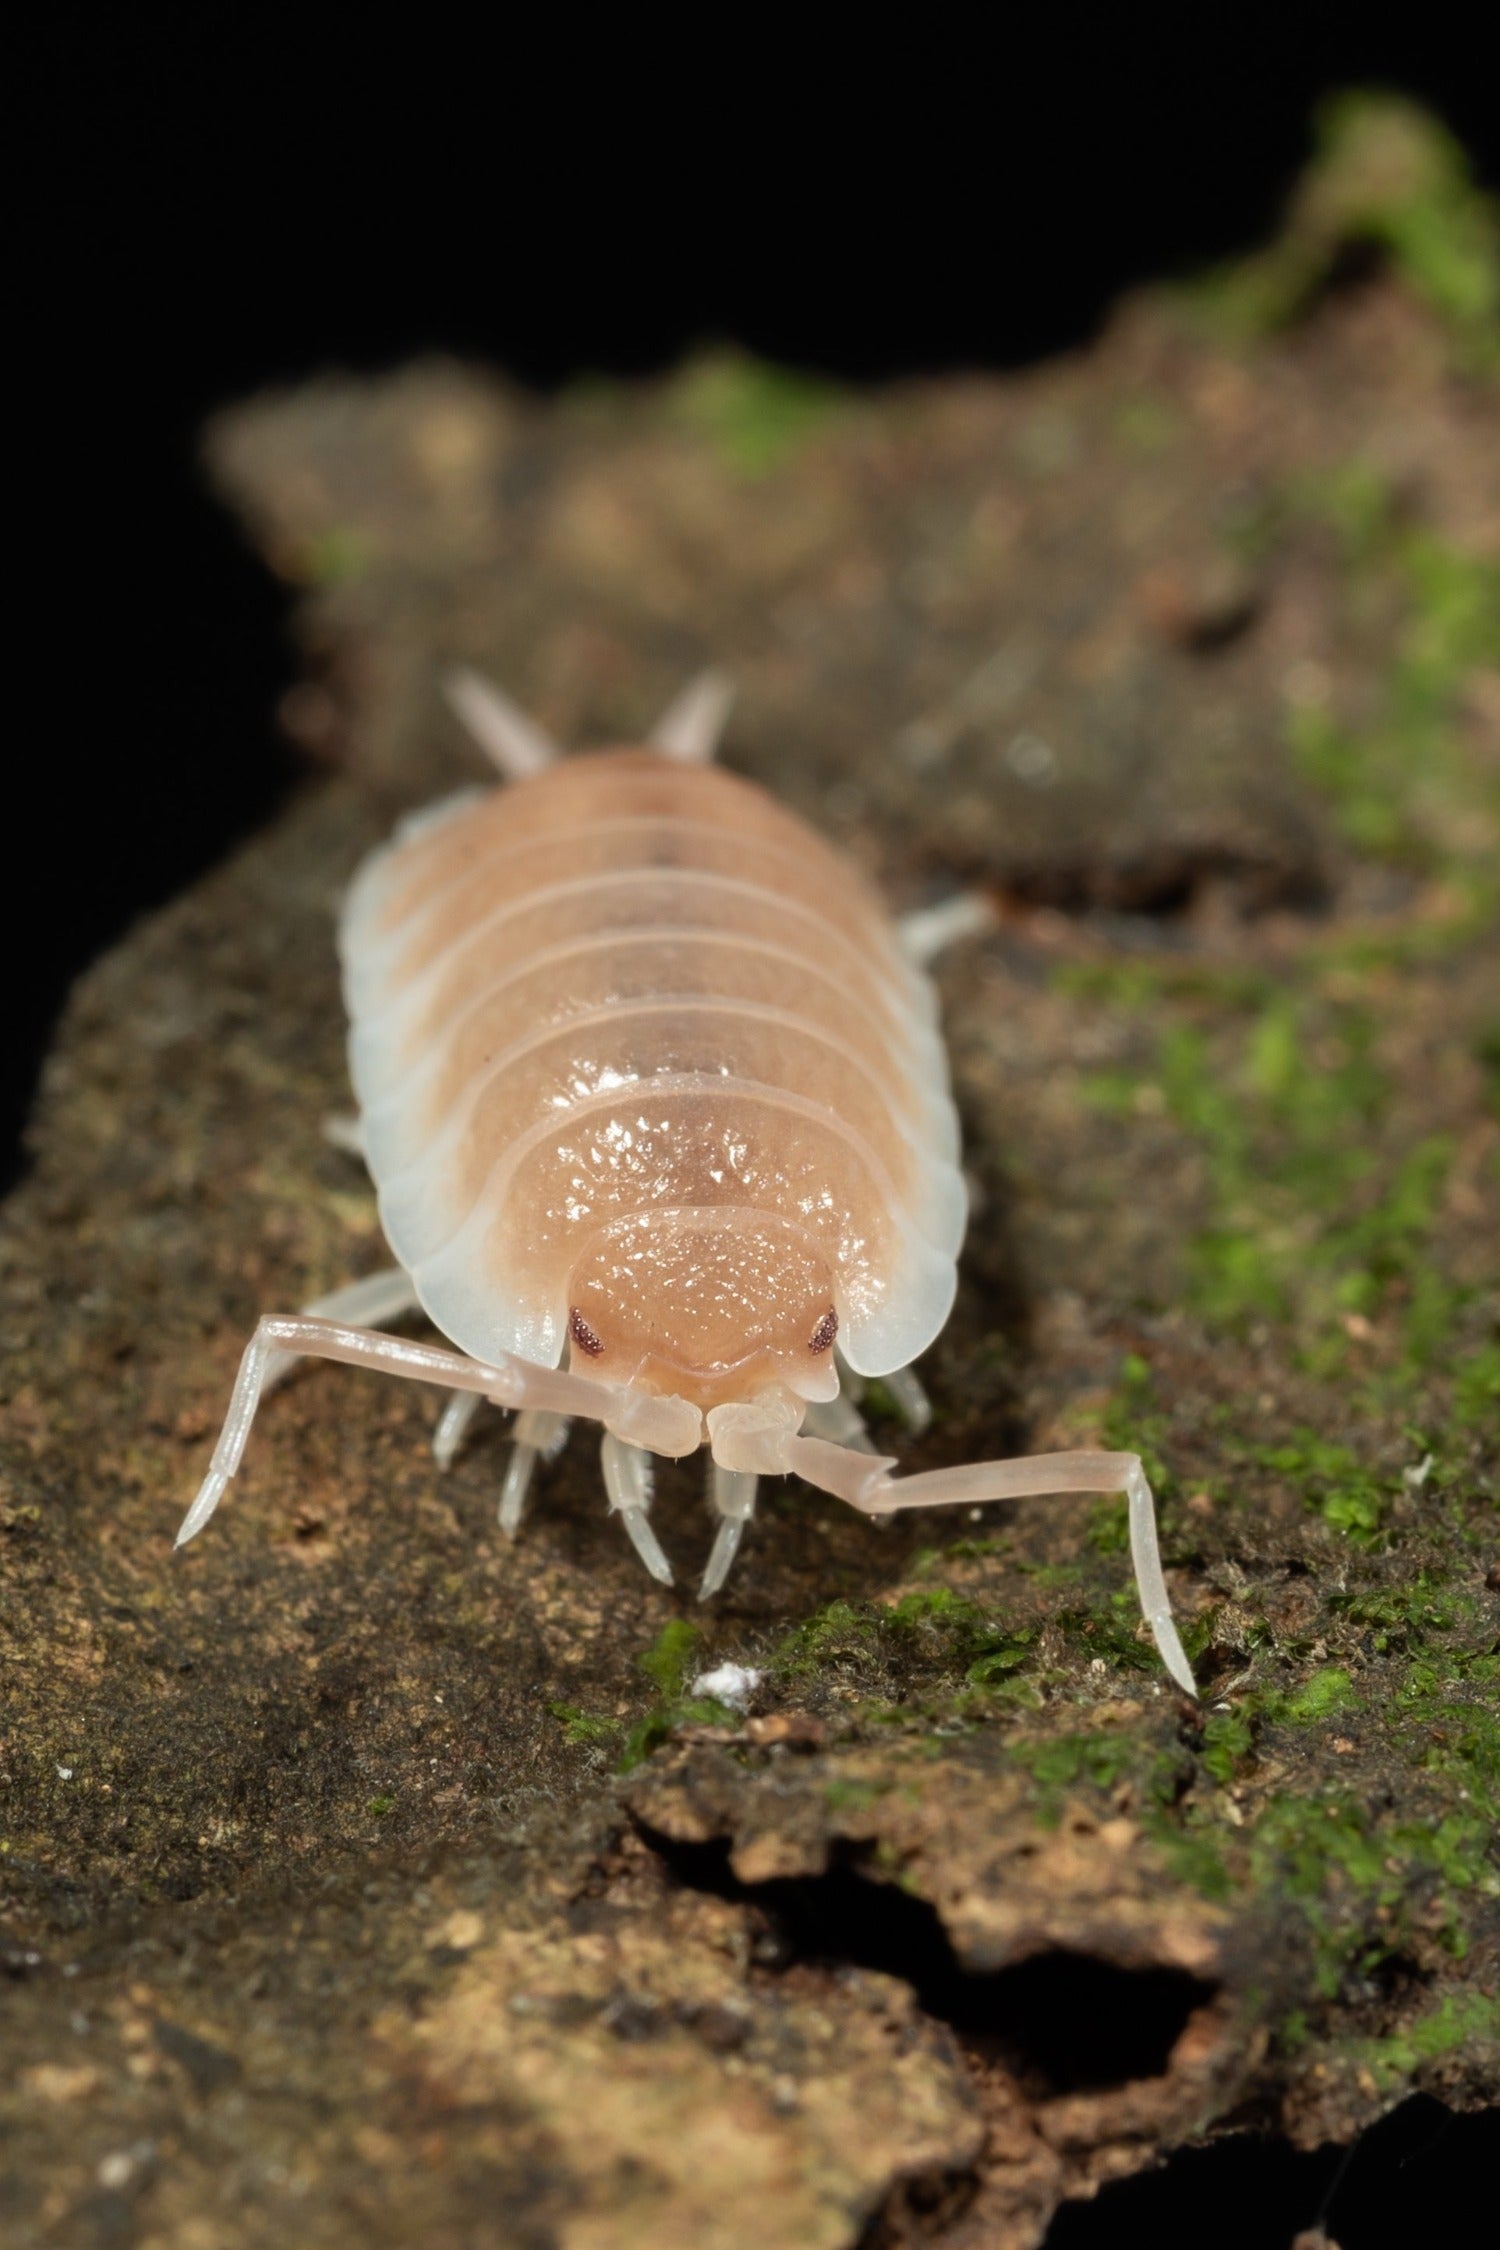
left=2, top=99, right=1496, bottom=2250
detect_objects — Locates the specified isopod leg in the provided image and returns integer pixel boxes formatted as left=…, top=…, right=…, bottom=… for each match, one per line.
left=700, top=1464, right=758, bottom=1599
left=783, top=1438, right=1197, bottom=1697
left=442, top=667, right=560, bottom=778
left=499, top=1410, right=572, bottom=1536
left=321, top=1112, right=367, bottom=1157
left=262, top=1267, right=420, bottom=1395
left=878, top=1364, right=933, bottom=1435
left=897, top=891, right=996, bottom=967
left=802, top=1394, right=879, bottom=1454
left=827, top=1354, right=930, bottom=1437
left=650, top=669, right=735, bottom=763
left=600, top=1432, right=673, bottom=1586
left=178, top=1316, right=631, bottom=1551
left=433, top=1389, right=486, bottom=1469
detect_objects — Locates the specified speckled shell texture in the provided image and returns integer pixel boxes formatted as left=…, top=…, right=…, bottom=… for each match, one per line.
left=340, top=751, right=964, bottom=1375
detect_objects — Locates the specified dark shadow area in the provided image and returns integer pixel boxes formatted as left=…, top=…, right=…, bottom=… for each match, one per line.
left=11, top=22, right=1498, bottom=1192
left=0, top=491, right=300, bottom=1197
left=994, top=845, right=1330, bottom=922
left=638, top=1828, right=1215, bottom=2097
left=1041, top=2093, right=1499, bottom=2248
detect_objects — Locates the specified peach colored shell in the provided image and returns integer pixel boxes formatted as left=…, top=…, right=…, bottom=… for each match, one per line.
left=339, top=748, right=965, bottom=1408
left=175, top=671, right=1197, bottom=1692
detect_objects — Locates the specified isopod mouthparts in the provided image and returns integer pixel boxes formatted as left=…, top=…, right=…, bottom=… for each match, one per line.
left=178, top=668, right=1196, bottom=1693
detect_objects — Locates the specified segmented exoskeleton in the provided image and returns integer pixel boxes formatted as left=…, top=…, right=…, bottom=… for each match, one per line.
left=179, top=672, right=1195, bottom=1694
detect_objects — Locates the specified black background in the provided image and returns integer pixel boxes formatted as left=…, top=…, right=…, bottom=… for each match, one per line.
left=9, top=11, right=1498, bottom=1200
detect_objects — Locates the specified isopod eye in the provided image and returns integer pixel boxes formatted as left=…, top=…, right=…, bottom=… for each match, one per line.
left=808, top=1308, right=838, bottom=1354
left=569, top=1306, right=605, bottom=1357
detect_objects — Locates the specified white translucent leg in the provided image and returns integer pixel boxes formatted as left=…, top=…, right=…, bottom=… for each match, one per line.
left=177, top=1316, right=658, bottom=1551
left=433, top=1389, right=486, bottom=1469
left=600, top=1432, right=673, bottom=1585
left=898, top=891, right=997, bottom=967
left=442, top=667, right=560, bottom=778
left=803, top=1395, right=879, bottom=1454
left=262, top=1269, right=420, bottom=1395
left=700, top=1465, right=758, bottom=1599
left=650, top=669, right=735, bottom=762
left=780, top=1440, right=1197, bottom=1697
left=321, top=1112, right=367, bottom=1157
left=834, top=1351, right=865, bottom=1405
left=499, top=1410, right=572, bottom=1537
left=879, top=1364, right=932, bottom=1435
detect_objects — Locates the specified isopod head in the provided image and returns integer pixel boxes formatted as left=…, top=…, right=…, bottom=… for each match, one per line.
left=566, top=1210, right=842, bottom=1410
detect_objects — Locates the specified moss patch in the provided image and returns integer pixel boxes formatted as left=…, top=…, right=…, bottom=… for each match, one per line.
left=667, top=350, right=845, bottom=477
left=1181, top=90, right=1500, bottom=368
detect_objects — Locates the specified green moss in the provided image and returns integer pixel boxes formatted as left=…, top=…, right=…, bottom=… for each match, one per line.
left=1019, top=1732, right=1142, bottom=1795
left=1329, top=1576, right=1465, bottom=1651
left=1280, top=1666, right=1357, bottom=1723
left=670, top=351, right=843, bottom=477
left=1476, top=1022, right=1500, bottom=1111
left=1146, top=1813, right=1235, bottom=1904
left=1054, top=1588, right=1158, bottom=1674
left=1250, top=1431, right=1394, bottom=1539
left=1200, top=1706, right=1254, bottom=1783
left=883, top=1587, right=982, bottom=1631
left=910, top=1531, right=1015, bottom=1571
left=1278, top=461, right=1500, bottom=894
left=1056, top=959, right=1275, bottom=1013
left=367, top=1794, right=395, bottom=1817
left=1016, top=1728, right=1160, bottom=1818
left=963, top=1631, right=1037, bottom=1689
left=1098, top=1355, right=1175, bottom=1499
left=1012, top=1559, right=1085, bottom=1589
left=300, top=526, right=370, bottom=586
left=1085, top=1497, right=1130, bottom=1554
left=823, top=1775, right=891, bottom=1814
left=770, top=1587, right=1047, bottom=1724
left=547, top=1700, right=621, bottom=1750
left=1290, top=535, right=1500, bottom=878
left=637, top=1619, right=701, bottom=1701
left=773, top=1599, right=879, bottom=1679
left=1350, top=1991, right=1500, bottom=2088
left=1080, top=969, right=1471, bottom=1374
left=1180, top=92, right=1500, bottom=368
left=616, top=1696, right=741, bottom=1774
left=1256, top=1430, right=1391, bottom=1544
left=606, top=1621, right=748, bottom=1771
left=1452, top=1341, right=1499, bottom=1427
left=1112, top=393, right=1180, bottom=457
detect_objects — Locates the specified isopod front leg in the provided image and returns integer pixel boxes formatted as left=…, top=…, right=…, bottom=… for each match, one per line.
left=499, top=1411, right=572, bottom=1536
left=262, top=1267, right=421, bottom=1395
left=433, top=1389, right=486, bottom=1470
left=700, top=1463, right=758, bottom=1600
left=782, top=1437, right=1198, bottom=1697
left=877, top=1364, right=933, bottom=1435
left=177, top=1316, right=643, bottom=1551
left=833, top=1351, right=931, bottom=1437
left=600, top=1432, right=674, bottom=1586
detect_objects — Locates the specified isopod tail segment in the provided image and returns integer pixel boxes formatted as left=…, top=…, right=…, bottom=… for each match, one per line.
left=175, top=1315, right=1197, bottom=1700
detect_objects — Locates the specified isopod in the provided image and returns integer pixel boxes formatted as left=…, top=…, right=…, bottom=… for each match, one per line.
left=178, top=670, right=1196, bottom=1695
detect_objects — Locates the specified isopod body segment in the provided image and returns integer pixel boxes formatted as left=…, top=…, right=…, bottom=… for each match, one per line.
left=178, top=672, right=1197, bottom=1694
